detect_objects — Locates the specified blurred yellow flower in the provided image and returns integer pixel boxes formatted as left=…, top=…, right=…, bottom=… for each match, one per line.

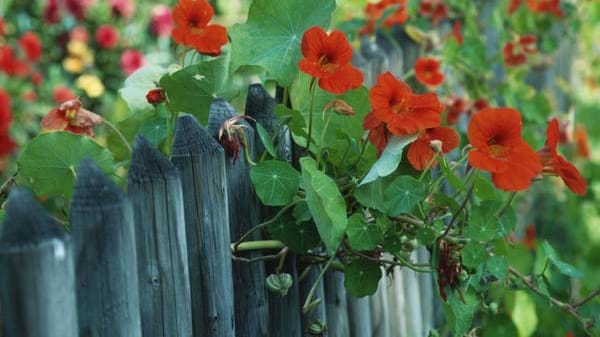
left=63, top=57, right=84, bottom=74
left=68, top=41, right=88, bottom=58
left=76, top=74, right=105, bottom=98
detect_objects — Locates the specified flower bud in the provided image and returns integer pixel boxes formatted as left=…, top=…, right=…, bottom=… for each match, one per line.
left=265, top=273, right=293, bottom=296
left=429, top=139, right=443, bottom=153
left=146, top=88, right=166, bottom=105
left=323, top=99, right=354, bottom=116
left=488, top=302, right=498, bottom=314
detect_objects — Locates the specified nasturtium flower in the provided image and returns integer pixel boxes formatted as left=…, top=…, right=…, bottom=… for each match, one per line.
left=43, top=0, right=60, bottom=24
left=41, top=99, right=103, bottom=137
left=503, top=42, right=526, bottom=66
left=452, top=21, right=463, bottom=45
left=0, top=89, right=13, bottom=132
left=146, top=88, right=166, bottom=105
left=298, top=26, right=363, bottom=95
left=370, top=72, right=443, bottom=135
left=0, top=46, right=29, bottom=77
left=363, top=112, right=390, bottom=156
left=0, top=18, right=5, bottom=36
left=415, top=57, right=444, bottom=87
left=359, top=0, right=409, bottom=35
left=444, top=96, right=467, bottom=125
left=171, top=0, right=228, bottom=56
left=95, top=25, right=119, bottom=49
left=538, top=118, right=587, bottom=196
left=19, top=32, right=42, bottom=63
left=382, top=0, right=409, bottom=28
left=467, top=107, right=542, bottom=192
left=419, top=0, right=448, bottom=25
left=574, top=124, right=590, bottom=159
left=407, top=126, right=459, bottom=170
left=509, top=0, right=563, bottom=17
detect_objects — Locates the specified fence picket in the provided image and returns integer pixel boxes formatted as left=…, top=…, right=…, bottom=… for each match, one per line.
left=324, top=271, right=350, bottom=336
left=171, top=115, right=236, bottom=337
left=70, top=158, right=142, bottom=337
left=128, top=136, right=193, bottom=337
left=0, top=188, right=78, bottom=337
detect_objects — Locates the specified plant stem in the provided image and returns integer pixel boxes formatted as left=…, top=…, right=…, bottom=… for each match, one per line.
left=232, top=240, right=285, bottom=252
left=302, top=254, right=336, bottom=314
left=440, top=182, right=475, bottom=238
left=104, top=120, right=132, bottom=154
left=495, top=192, right=517, bottom=218
left=305, top=79, right=317, bottom=154
left=316, top=109, right=334, bottom=168
left=418, top=153, right=439, bottom=181
left=573, top=286, right=600, bottom=308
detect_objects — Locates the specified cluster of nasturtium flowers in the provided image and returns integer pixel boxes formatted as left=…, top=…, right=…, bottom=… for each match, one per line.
left=37, top=0, right=587, bottom=197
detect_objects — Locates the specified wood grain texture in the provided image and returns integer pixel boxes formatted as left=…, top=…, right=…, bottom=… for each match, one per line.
left=70, top=159, right=142, bottom=337
left=208, top=98, right=270, bottom=337
left=0, top=188, right=78, bottom=337
left=347, top=295, right=373, bottom=337
left=324, top=271, right=349, bottom=337
left=171, top=115, right=235, bottom=337
left=128, top=136, right=193, bottom=337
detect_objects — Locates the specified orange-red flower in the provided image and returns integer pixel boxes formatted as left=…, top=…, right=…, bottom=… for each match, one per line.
left=467, top=107, right=542, bottom=192
left=382, top=0, right=409, bottom=28
left=370, top=72, right=443, bottom=135
left=0, top=18, right=4, bottom=36
left=299, top=26, right=363, bottom=95
left=574, top=124, right=590, bottom=159
left=415, top=57, right=444, bottom=87
left=419, top=0, right=448, bottom=25
left=359, top=0, right=409, bottom=35
left=52, top=85, right=78, bottom=103
left=452, top=21, right=463, bottom=45
left=407, top=126, right=459, bottom=170
left=19, top=32, right=42, bottom=62
left=363, top=112, right=390, bottom=156
left=41, top=99, right=104, bottom=137
left=522, top=224, right=536, bottom=250
left=538, top=118, right=587, bottom=195
left=527, top=0, right=563, bottom=17
left=171, top=0, right=228, bottom=56
left=444, top=96, right=467, bottom=125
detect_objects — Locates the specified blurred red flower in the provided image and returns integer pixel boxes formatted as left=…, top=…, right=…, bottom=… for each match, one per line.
left=538, top=118, right=587, bottom=195
left=70, top=26, right=89, bottom=43
left=0, top=46, right=30, bottom=77
left=407, top=126, right=459, bottom=170
left=370, top=72, right=443, bottom=135
left=43, top=0, right=61, bottom=24
left=522, top=224, right=536, bottom=250
left=22, top=91, right=37, bottom=102
left=299, top=26, right=363, bottom=95
left=96, top=25, right=119, bottom=49
left=452, top=21, right=463, bottom=45
left=415, top=57, right=444, bottom=87
left=503, top=42, right=526, bottom=66
left=419, top=0, right=448, bottom=25
left=0, top=89, right=13, bottom=132
left=574, top=124, right=590, bottom=159
left=65, top=0, right=94, bottom=20
left=151, top=5, right=173, bottom=37
left=109, top=0, right=134, bottom=19
left=41, top=99, right=103, bottom=137
left=444, top=96, right=467, bottom=125
left=120, top=49, right=145, bottom=76
left=19, top=32, right=42, bottom=62
left=528, top=0, right=563, bottom=17
left=467, top=107, right=542, bottom=191
left=31, top=71, right=43, bottom=86
left=146, top=88, right=166, bottom=105
left=171, top=0, right=228, bottom=56
left=382, top=0, right=409, bottom=28
left=0, top=18, right=5, bottom=36
left=52, top=85, right=78, bottom=103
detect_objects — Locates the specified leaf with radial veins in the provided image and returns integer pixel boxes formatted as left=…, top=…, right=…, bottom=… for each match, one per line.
left=229, top=0, right=336, bottom=87
left=17, top=132, right=115, bottom=198
left=300, top=157, right=347, bottom=252
left=344, top=259, right=382, bottom=297
left=383, top=175, right=426, bottom=216
left=250, top=160, right=300, bottom=206
left=346, top=213, right=384, bottom=251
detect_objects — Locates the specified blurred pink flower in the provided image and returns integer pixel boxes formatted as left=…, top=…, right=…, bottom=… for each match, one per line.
left=95, top=25, right=119, bottom=49
left=65, top=0, right=94, bottom=20
left=70, top=26, right=89, bottom=43
left=43, top=0, right=60, bottom=24
left=109, top=0, right=134, bottom=19
left=151, top=5, right=173, bottom=37
left=120, top=49, right=145, bottom=76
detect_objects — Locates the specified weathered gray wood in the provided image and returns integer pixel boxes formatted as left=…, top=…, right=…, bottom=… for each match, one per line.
left=208, top=98, right=270, bottom=337
left=171, top=115, right=235, bottom=337
left=402, top=254, right=424, bottom=337
left=370, top=277, right=391, bottom=337
left=347, top=295, right=373, bottom=337
left=391, top=26, right=420, bottom=74
left=360, top=35, right=390, bottom=86
left=299, top=265, right=327, bottom=336
left=246, top=83, right=303, bottom=337
left=0, top=188, right=78, bottom=337
left=324, top=271, right=349, bottom=336
left=387, top=267, right=407, bottom=337
left=70, top=158, right=142, bottom=337
left=128, top=136, right=193, bottom=337
left=418, top=248, right=434, bottom=335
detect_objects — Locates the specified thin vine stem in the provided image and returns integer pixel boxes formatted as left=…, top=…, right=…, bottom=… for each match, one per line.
left=302, top=253, right=336, bottom=314
left=104, top=120, right=132, bottom=154
left=305, top=79, right=317, bottom=154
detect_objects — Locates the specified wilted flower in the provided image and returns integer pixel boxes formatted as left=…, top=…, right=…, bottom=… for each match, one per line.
left=41, top=99, right=103, bottom=137
left=218, top=116, right=255, bottom=164
left=323, top=99, right=355, bottom=116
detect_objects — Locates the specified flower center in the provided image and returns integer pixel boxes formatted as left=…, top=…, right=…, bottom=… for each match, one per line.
left=487, top=137, right=508, bottom=158
left=64, top=108, right=77, bottom=121
left=317, top=55, right=339, bottom=74
left=390, top=98, right=408, bottom=115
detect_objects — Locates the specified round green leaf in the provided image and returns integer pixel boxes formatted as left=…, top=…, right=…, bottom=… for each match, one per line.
left=17, top=132, right=115, bottom=198
left=267, top=212, right=320, bottom=253
left=344, top=259, right=382, bottom=297
left=461, top=241, right=488, bottom=269
left=346, top=213, right=384, bottom=251
left=466, top=202, right=500, bottom=242
left=485, top=255, right=508, bottom=280
left=384, top=175, right=426, bottom=217
left=250, top=160, right=300, bottom=206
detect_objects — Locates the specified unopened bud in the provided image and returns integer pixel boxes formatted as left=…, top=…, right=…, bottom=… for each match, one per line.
left=323, top=99, right=354, bottom=117
left=488, top=302, right=498, bottom=314
left=146, top=88, right=166, bottom=105
left=429, top=139, right=443, bottom=153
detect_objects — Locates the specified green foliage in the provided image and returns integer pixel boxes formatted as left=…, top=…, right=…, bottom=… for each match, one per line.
left=344, top=259, right=382, bottom=297
left=267, top=210, right=320, bottom=254
left=360, top=134, right=418, bottom=185
left=255, top=122, right=278, bottom=158
left=466, top=201, right=501, bottom=242
left=442, top=291, right=478, bottom=337
left=541, top=241, right=584, bottom=278
left=462, top=241, right=488, bottom=269
left=230, top=0, right=336, bottom=87
left=353, top=180, right=386, bottom=212
left=17, top=132, right=115, bottom=198
left=346, top=213, right=384, bottom=251
left=250, top=161, right=300, bottom=206
left=383, top=175, right=426, bottom=217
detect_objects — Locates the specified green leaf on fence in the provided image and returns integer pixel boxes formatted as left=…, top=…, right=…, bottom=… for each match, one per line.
left=344, top=259, right=382, bottom=297
left=383, top=175, right=426, bottom=217
left=17, top=132, right=114, bottom=198
left=267, top=212, right=320, bottom=253
left=160, top=55, right=232, bottom=125
left=353, top=179, right=386, bottom=212
left=255, top=122, right=278, bottom=158
left=360, top=134, right=418, bottom=186
left=466, top=202, right=499, bottom=242
left=442, top=291, right=478, bottom=337
left=461, top=241, right=488, bottom=268
left=229, top=0, right=336, bottom=87
left=485, top=255, right=508, bottom=280
left=346, top=213, right=384, bottom=251
left=250, top=160, right=300, bottom=206
left=541, top=241, right=584, bottom=278
left=300, top=157, right=347, bottom=252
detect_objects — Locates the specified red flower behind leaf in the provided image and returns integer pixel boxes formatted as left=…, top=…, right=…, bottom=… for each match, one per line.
left=415, top=57, right=444, bottom=87
left=574, top=124, right=590, bottom=159
left=299, top=26, right=364, bottom=95
left=52, top=85, right=78, bottom=103
left=538, top=118, right=587, bottom=195
left=363, top=112, right=390, bottom=156
left=522, top=224, right=536, bottom=250
left=419, top=0, right=448, bottom=25
left=467, top=107, right=542, bottom=192
left=382, top=0, right=409, bottom=28
left=444, top=96, right=467, bottom=125
left=95, top=25, right=119, bottom=49
left=407, top=126, right=459, bottom=170
left=43, top=0, right=61, bottom=24
left=41, top=99, right=104, bottom=137
left=527, top=0, right=563, bottom=17
left=171, top=0, right=228, bottom=56
left=146, top=88, right=166, bottom=105
left=370, top=72, right=443, bottom=135
left=359, top=0, right=409, bottom=35
left=0, top=89, right=13, bottom=132
left=19, top=32, right=42, bottom=62
left=503, top=42, right=527, bottom=66
left=0, top=18, right=5, bottom=36
left=452, top=21, right=463, bottom=45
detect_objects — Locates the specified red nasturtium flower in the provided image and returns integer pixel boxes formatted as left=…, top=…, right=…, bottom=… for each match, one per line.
left=415, top=57, right=444, bottom=87
left=0, top=89, right=13, bottom=132
left=407, top=126, right=459, bottom=170
left=370, top=72, right=443, bottom=135
left=0, top=18, right=5, bottom=36
left=298, top=26, right=364, bottom=95
left=538, top=119, right=587, bottom=195
left=382, top=0, right=409, bottom=28
left=171, top=0, right=228, bottom=56
left=41, top=99, right=104, bottom=137
left=574, top=124, right=590, bottom=159
left=527, top=0, right=563, bottom=17
left=419, top=0, right=448, bottom=25
left=452, top=21, right=463, bottom=45
left=467, top=107, right=542, bottom=192
left=0, top=46, right=30, bottom=77
left=18, top=32, right=42, bottom=63
left=363, top=112, right=390, bottom=156
left=95, top=25, right=119, bottom=49
left=43, top=0, right=60, bottom=24
left=503, top=35, right=537, bottom=67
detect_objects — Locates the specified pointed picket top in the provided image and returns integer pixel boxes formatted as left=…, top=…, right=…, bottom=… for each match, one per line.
left=245, top=83, right=275, bottom=130
left=129, top=135, right=178, bottom=182
left=207, top=98, right=243, bottom=138
left=71, top=158, right=125, bottom=210
left=172, top=115, right=223, bottom=156
left=0, top=187, right=64, bottom=247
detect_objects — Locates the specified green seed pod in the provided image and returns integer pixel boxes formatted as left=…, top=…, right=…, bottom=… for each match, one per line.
left=489, top=302, right=498, bottom=314
left=265, top=273, right=293, bottom=296
left=458, top=270, right=468, bottom=282
left=308, top=320, right=326, bottom=335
